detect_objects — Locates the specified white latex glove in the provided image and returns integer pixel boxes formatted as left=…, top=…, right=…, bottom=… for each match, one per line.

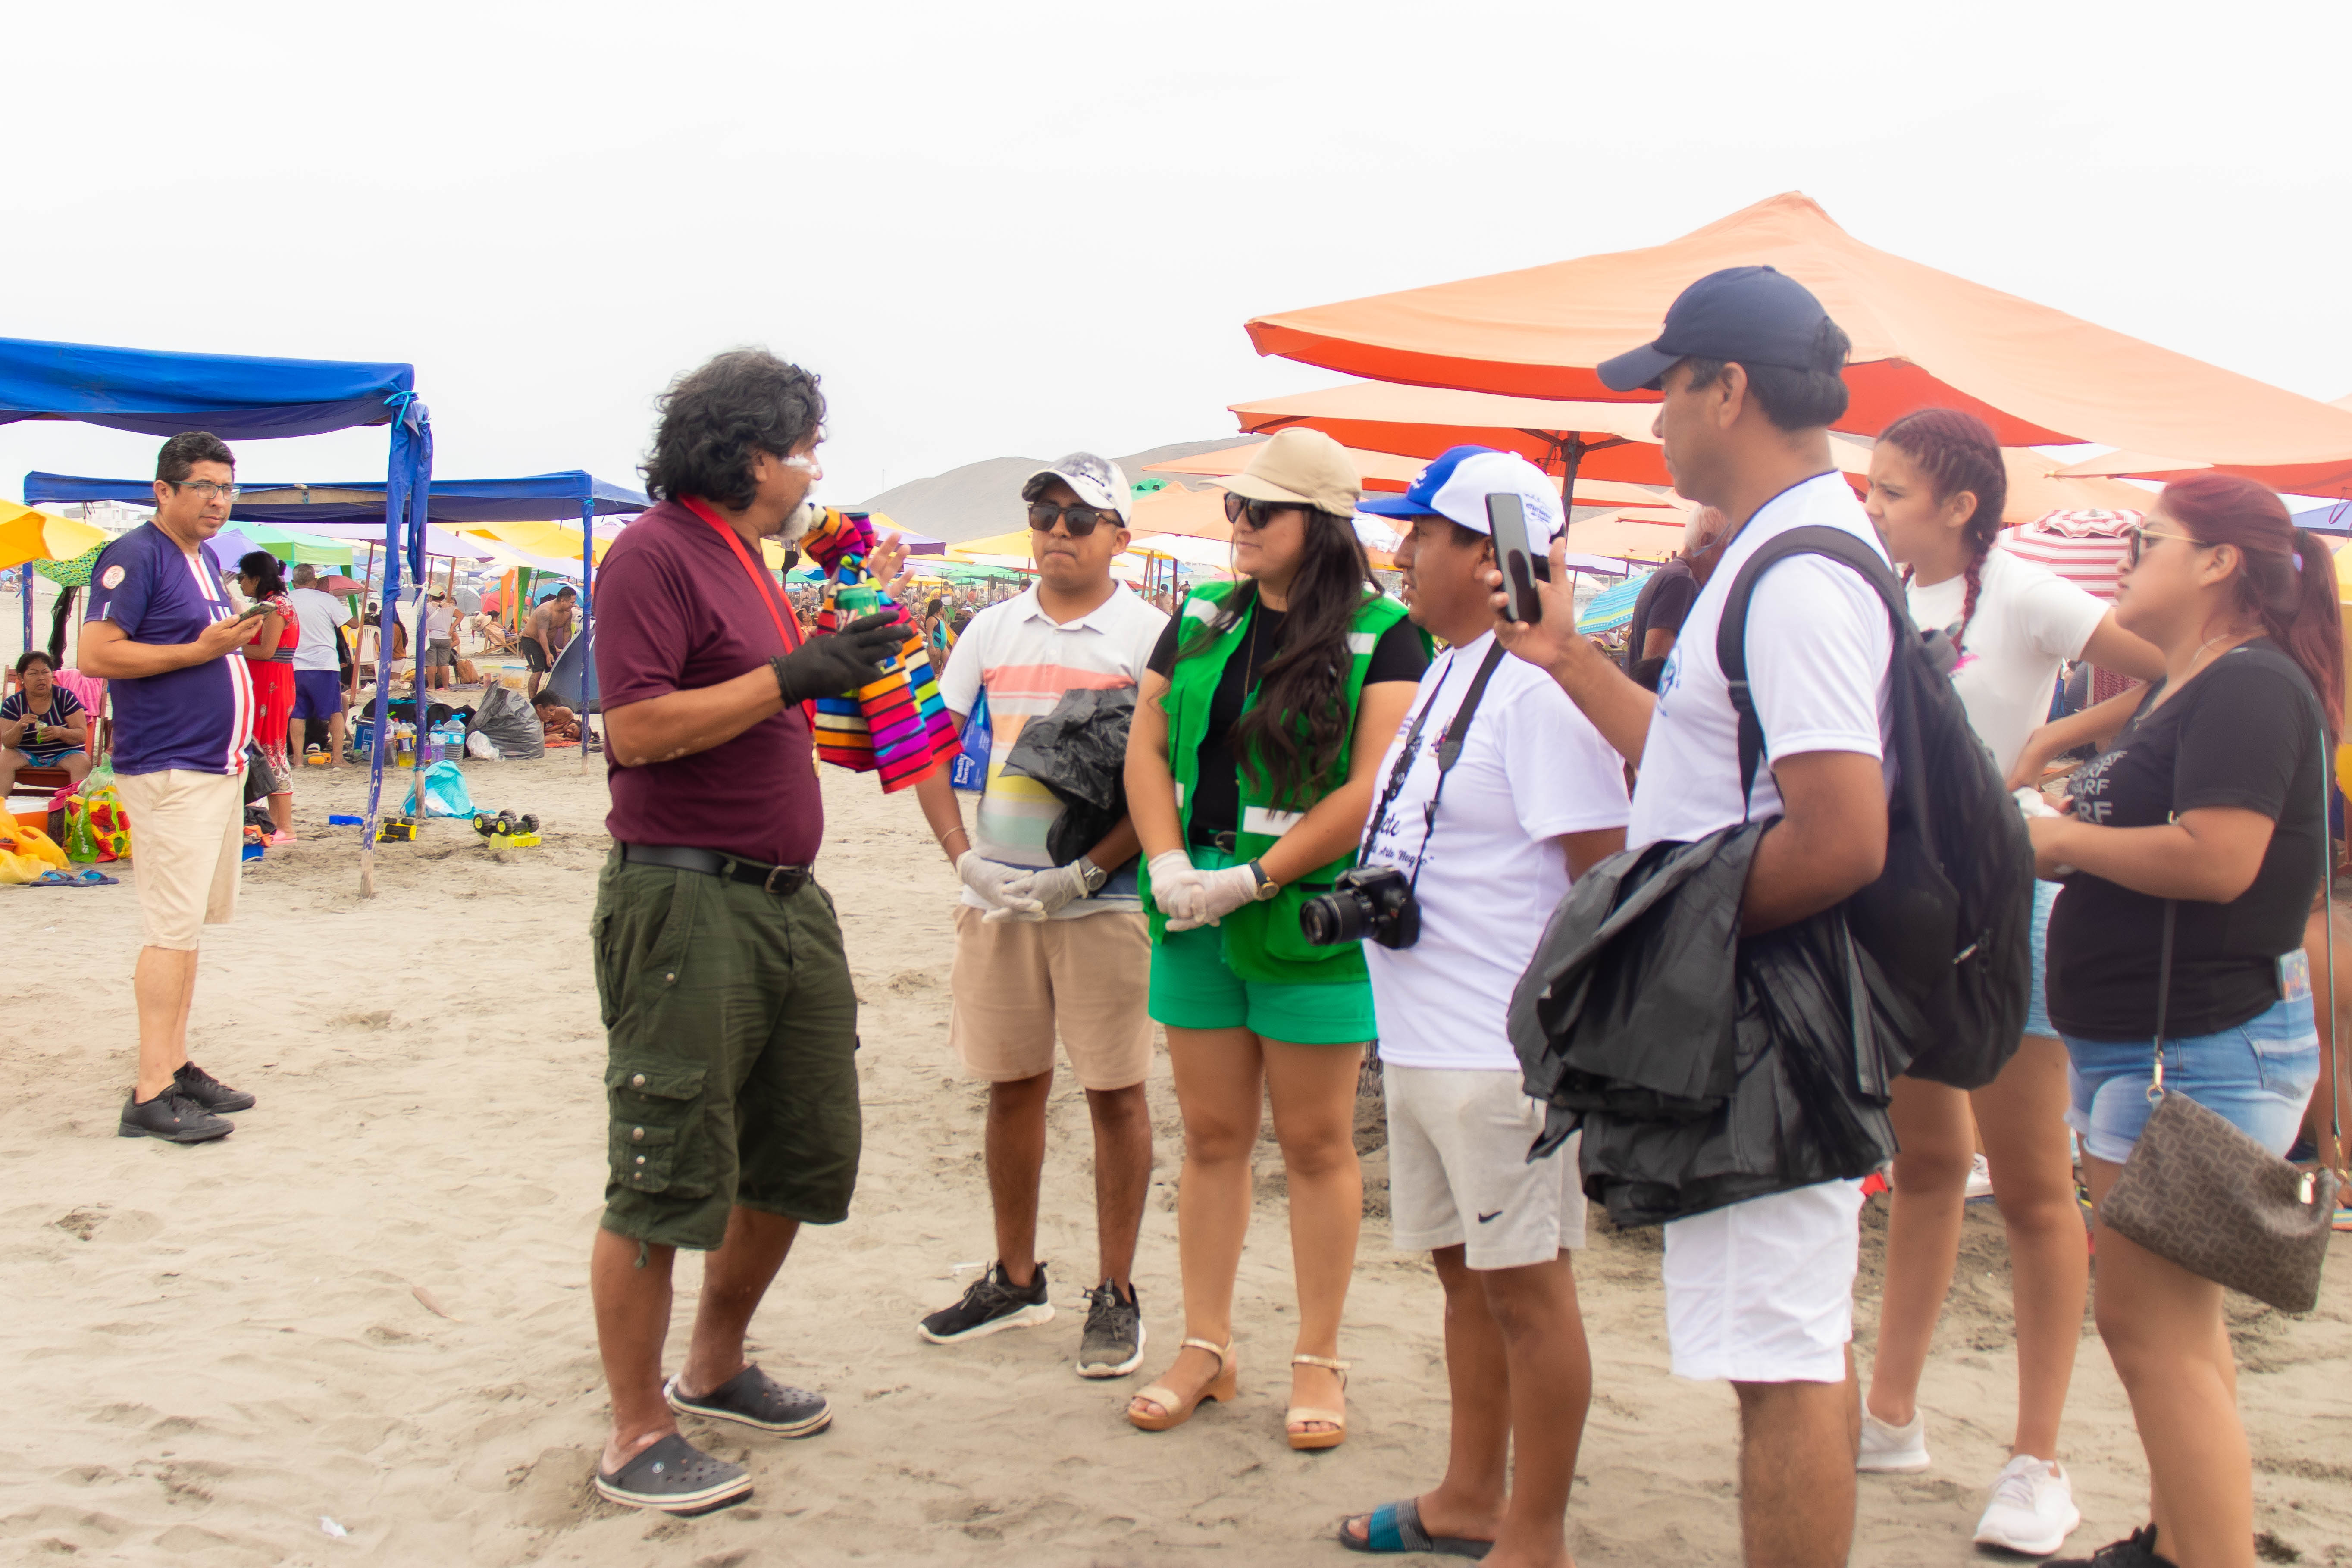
left=958, top=850, right=1043, bottom=917
left=1169, top=862, right=1262, bottom=931
left=985, top=861, right=1089, bottom=923
left=1149, top=850, right=1209, bottom=928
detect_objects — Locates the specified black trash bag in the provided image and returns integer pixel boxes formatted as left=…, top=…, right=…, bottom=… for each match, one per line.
left=465, top=685, right=545, bottom=761
left=1001, top=686, right=1137, bottom=868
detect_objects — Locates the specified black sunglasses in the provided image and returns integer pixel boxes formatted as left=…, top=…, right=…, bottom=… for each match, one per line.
left=1222, top=494, right=1305, bottom=529
left=1028, top=501, right=1116, bottom=537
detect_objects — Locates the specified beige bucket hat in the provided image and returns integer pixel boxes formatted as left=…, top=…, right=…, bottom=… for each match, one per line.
left=1215, top=428, right=1360, bottom=518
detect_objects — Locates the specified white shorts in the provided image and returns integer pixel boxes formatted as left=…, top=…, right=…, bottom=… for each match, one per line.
left=114, top=767, right=244, bottom=951
left=1386, top=1065, right=1585, bottom=1270
left=1663, top=1178, right=1864, bottom=1384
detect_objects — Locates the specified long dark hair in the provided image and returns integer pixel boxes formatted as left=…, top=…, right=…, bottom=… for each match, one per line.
left=1880, top=407, right=2007, bottom=644
left=2160, top=473, right=2346, bottom=741
left=47, top=588, right=77, bottom=662
left=237, top=550, right=287, bottom=598
left=1180, top=506, right=1378, bottom=809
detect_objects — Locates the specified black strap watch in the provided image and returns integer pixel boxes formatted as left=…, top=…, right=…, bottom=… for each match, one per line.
left=1247, top=860, right=1280, bottom=901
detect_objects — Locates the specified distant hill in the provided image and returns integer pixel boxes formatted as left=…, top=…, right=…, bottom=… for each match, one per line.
left=855, top=437, right=1265, bottom=544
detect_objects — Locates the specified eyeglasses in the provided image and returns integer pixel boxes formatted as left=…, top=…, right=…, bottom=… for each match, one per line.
left=1223, top=494, right=1304, bottom=530
left=171, top=480, right=241, bottom=502
left=2123, top=525, right=2217, bottom=568
left=1027, top=501, right=1117, bottom=537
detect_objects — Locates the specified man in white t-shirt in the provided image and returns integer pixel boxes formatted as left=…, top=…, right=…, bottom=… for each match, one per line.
left=908, top=453, right=1169, bottom=1380
left=285, top=564, right=353, bottom=765
left=1333, top=448, right=1627, bottom=1563
left=1494, top=267, right=1894, bottom=1568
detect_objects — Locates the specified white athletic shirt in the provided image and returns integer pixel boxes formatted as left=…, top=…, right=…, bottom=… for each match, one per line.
left=1362, top=632, right=1630, bottom=1070
left=1630, top=472, right=1893, bottom=852
left=1905, top=544, right=2106, bottom=777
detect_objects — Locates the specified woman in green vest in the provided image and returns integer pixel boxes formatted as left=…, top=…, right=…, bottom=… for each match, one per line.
left=1121, top=430, right=1428, bottom=1448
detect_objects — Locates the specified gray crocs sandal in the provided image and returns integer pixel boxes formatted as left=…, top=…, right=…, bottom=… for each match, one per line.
left=664, top=1365, right=832, bottom=1437
left=593, top=1433, right=752, bottom=1515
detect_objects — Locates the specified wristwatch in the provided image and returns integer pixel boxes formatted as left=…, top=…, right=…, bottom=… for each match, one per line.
left=1074, top=855, right=1110, bottom=896
left=1247, top=860, right=1280, bottom=901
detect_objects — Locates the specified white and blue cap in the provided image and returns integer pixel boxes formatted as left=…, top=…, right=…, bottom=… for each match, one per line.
left=1356, top=445, right=1565, bottom=542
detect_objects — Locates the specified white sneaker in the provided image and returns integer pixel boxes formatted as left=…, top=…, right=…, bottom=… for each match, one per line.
left=1856, top=1408, right=1930, bottom=1473
left=1966, top=1153, right=1996, bottom=1200
left=1973, top=1455, right=2081, bottom=1556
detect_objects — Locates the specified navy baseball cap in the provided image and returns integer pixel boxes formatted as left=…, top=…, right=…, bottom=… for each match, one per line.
left=1597, top=266, right=1838, bottom=392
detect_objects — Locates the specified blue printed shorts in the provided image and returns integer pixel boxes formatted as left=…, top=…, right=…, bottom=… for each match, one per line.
left=2063, top=994, right=2320, bottom=1165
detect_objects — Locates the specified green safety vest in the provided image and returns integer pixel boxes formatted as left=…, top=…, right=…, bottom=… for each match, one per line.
left=1140, top=579, right=1419, bottom=985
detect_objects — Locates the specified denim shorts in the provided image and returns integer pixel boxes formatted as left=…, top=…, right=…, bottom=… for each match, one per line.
left=2062, top=994, right=2320, bottom=1165
left=2022, top=878, right=2057, bottom=1039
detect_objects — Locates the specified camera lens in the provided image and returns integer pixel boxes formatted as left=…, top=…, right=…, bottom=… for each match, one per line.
left=1299, top=888, right=1369, bottom=947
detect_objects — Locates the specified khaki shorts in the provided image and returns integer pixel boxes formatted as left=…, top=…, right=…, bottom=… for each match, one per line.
left=949, top=905, right=1153, bottom=1091
left=115, top=767, right=244, bottom=950
left=1386, top=1065, right=1585, bottom=1270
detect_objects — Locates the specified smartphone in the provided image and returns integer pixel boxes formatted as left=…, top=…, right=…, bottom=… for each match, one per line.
left=235, top=602, right=272, bottom=622
left=1486, top=492, right=1550, bottom=624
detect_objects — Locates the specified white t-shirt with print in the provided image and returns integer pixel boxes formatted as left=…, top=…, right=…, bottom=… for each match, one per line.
left=1362, top=632, right=1631, bottom=1070
left=1906, top=543, right=2106, bottom=777
left=938, top=582, right=1168, bottom=918
left=1630, top=472, right=1894, bottom=853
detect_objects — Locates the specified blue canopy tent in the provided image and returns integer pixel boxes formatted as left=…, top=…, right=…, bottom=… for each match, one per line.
left=0, top=334, right=431, bottom=895
left=1576, top=569, right=1654, bottom=635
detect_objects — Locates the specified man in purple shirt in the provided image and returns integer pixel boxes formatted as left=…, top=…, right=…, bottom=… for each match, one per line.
left=586, top=350, right=904, bottom=1515
left=80, top=432, right=264, bottom=1145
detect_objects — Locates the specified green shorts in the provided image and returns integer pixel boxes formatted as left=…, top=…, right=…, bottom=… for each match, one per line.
left=592, top=848, right=862, bottom=1250
left=1147, top=917, right=1377, bottom=1045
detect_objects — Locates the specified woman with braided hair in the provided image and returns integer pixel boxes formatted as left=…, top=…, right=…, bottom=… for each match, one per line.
left=1858, top=407, right=2164, bottom=1555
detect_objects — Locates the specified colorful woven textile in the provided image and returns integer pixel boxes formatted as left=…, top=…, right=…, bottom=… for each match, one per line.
left=808, top=527, right=960, bottom=792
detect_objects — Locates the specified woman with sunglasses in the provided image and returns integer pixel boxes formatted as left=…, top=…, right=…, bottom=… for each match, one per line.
left=2022, top=476, right=2338, bottom=1568
left=1859, top=410, right=2163, bottom=1554
left=1122, top=429, right=1427, bottom=1447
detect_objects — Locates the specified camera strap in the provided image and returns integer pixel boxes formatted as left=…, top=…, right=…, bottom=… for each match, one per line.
left=1361, top=639, right=1510, bottom=876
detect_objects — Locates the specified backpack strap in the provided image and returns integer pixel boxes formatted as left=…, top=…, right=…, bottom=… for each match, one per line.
left=1713, top=525, right=1913, bottom=813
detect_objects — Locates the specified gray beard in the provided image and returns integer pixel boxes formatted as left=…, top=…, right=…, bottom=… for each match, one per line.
left=776, top=501, right=818, bottom=544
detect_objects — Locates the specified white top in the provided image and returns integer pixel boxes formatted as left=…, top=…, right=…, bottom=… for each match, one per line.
left=1630, top=472, right=1894, bottom=853
left=426, top=603, right=456, bottom=639
left=1906, top=543, right=2107, bottom=776
left=286, top=587, right=352, bottom=673
left=1363, top=632, right=1631, bottom=1070
left=937, top=581, right=1168, bottom=917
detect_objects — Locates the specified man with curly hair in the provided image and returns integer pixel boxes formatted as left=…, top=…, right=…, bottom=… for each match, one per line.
left=584, top=348, right=906, bottom=1515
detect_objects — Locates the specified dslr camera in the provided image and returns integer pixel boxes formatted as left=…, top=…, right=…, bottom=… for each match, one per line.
left=1298, top=865, right=1419, bottom=950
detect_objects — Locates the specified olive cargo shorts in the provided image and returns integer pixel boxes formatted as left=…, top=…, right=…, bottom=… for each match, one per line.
left=592, top=848, right=862, bottom=1250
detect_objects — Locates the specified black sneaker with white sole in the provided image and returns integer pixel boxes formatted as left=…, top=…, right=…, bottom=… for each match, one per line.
left=118, top=1089, right=233, bottom=1144
left=918, top=1260, right=1052, bottom=1343
left=1075, top=1280, right=1145, bottom=1378
left=174, top=1061, right=256, bottom=1114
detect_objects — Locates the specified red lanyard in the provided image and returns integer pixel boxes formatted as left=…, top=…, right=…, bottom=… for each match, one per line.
left=680, top=498, right=814, bottom=725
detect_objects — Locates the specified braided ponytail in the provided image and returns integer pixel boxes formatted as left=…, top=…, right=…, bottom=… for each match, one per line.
left=1879, top=408, right=2007, bottom=645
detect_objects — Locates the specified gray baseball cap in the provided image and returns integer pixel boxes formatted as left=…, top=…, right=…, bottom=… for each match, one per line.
left=1021, top=452, right=1134, bottom=519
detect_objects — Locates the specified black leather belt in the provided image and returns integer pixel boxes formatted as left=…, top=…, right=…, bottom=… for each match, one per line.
left=620, top=841, right=814, bottom=895
left=1188, top=829, right=1240, bottom=853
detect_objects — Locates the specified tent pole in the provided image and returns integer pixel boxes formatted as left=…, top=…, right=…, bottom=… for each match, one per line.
left=580, top=497, right=595, bottom=774
left=20, top=565, right=32, bottom=658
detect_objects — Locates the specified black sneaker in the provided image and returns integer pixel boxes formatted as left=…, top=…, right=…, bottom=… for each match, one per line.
left=119, top=1089, right=233, bottom=1144
left=1075, top=1280, right=1145, bottom=1378
left=917, top=1261, right=1052, bottom=1344
left=174, top=1061, right=256, bottom=1114
left=2051, top=1526, right=2173, bottom=1568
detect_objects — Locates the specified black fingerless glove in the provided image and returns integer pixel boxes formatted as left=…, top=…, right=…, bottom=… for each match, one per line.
left=769, top=612, right=908, bottom=706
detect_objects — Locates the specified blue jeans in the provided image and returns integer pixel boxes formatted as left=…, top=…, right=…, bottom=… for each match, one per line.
left=2063, top=994, right=2320, bottom=1164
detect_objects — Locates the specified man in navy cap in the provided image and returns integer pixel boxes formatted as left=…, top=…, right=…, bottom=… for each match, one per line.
left=1493, top=266, right=1891, bottom=1568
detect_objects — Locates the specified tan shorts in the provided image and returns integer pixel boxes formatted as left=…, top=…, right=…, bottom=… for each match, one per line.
left=115, top=767, right=244, bottom=950
left=949, top=905, right=1154, bottom=1091
left=1387, top=1065, right=1586, bottom=1271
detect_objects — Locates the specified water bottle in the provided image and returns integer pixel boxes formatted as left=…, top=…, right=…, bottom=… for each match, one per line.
left=438, top=718, right=465, bottom=761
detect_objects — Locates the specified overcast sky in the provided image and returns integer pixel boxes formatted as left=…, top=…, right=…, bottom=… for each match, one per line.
left=9, top=0, right=2349, bottom=510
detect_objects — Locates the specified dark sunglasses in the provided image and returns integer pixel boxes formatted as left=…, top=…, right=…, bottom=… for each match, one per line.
left=2123, top=524, right=2216, bottom=568
left=1027, top=501, right=1115, bottom=537
left=1222, top=494, right=1304, bottom=529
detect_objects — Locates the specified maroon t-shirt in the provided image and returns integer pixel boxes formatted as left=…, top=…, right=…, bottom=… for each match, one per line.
left=595, top=499, right=823, bottom=865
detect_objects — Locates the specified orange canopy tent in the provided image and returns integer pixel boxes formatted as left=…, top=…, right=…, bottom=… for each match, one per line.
left=2057, top=394, right=2352, bottom=500
left=1246, top=192, right=2352, bottom=466
left=1142, top=437, right=1681, bottom=512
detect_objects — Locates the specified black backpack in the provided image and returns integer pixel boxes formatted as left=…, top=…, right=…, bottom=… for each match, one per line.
left=1716, top=526, right=2033, bottom=1089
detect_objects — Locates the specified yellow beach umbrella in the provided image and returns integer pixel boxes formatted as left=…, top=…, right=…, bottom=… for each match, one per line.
left=0, top=501, right=107, bottom=572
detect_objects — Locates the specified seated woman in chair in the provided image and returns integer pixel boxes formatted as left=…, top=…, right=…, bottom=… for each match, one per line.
left=1, top=650, right=93, bottom=798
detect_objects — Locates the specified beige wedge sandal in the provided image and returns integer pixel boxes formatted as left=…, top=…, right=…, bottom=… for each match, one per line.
left=1286, top=1353, right=1351, bottom=1450
left=1126, top=1337, right=1237, bottom=1432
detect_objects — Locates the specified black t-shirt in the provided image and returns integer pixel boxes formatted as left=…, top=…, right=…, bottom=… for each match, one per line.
left=1147, top=601, right=1428, bottom=842
left=2045, top=639, right=2326, bottom=1041
left=1622, top=559, right=1699, bottom=687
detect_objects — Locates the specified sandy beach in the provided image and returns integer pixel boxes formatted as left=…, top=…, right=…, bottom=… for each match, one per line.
left=5, top=754, right=2348, bottom=1567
